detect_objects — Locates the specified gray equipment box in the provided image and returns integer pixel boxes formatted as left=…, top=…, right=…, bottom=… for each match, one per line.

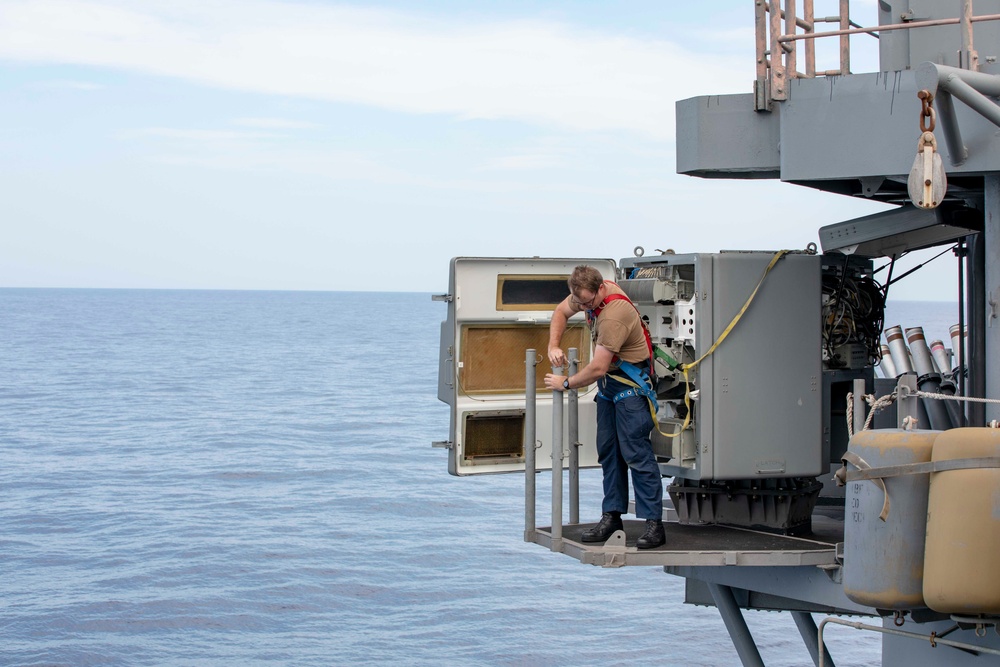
left=621, top=251, right=823, bottom=481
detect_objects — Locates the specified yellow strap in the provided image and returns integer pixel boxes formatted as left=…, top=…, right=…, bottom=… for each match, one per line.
left=682, top=249, right=789, bottom=374
left=664, top=250, right=790, bottom=437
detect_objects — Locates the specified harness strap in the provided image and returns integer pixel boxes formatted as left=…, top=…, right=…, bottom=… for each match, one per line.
left=597, top=361, right=656, bottom=402
left=589, top=283, right=654, bottom=377
left=597, top=360, right=682, bottom=439
left=589, top=283, right=683, bottom=437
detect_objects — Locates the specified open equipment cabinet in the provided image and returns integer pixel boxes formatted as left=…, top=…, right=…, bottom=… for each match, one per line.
left=434, top=257, right=616, bottom=476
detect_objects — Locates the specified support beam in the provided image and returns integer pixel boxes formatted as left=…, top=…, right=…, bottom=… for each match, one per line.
left=969, top=233, right=987, bottom=426
left=792, top=611, right=836, bottom=667
left=708, top=583, right=766, bottom=667
left=985, top=175, right=1000, bottom=422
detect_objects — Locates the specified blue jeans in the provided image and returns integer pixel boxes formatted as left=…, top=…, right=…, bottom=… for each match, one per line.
left=595, top=375, right=663, bottom=520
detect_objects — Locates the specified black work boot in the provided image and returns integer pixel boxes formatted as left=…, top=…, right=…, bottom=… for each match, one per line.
left=580, top=512, right=624, bottom=542
left=636, top=519, right=666, bottom=549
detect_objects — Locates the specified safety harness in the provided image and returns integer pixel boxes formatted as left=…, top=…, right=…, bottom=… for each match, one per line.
left=587, top=286, right=659, bottom=409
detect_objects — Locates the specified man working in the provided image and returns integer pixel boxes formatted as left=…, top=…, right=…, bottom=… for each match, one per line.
left=543, top=265, right=665, bottom=549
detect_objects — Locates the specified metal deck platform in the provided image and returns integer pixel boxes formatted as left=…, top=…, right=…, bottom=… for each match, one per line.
left=528, top=518, right=840, bottom=569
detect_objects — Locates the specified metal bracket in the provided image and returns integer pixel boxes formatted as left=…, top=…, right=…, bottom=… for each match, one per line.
left=599, top=530, right=629, bottom=567
left=602, top=529, right=628, bottom=552
left=431, top=440, right=453, bottom=449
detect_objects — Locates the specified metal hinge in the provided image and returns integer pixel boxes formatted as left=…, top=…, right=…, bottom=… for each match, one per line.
left=431, top=440, right=453, bottom=449
left=432, top=294, right=452, bottom=302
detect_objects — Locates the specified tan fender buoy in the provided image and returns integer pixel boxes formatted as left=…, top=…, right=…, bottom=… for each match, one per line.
left=843, top=429, right=938, bottom=610
left=924, top=428, right=1000, bottom=614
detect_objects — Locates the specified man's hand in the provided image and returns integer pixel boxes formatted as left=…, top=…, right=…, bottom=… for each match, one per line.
left=548, top=346, right=567, bottom=368
left=544, top=373, right=567, bottom=392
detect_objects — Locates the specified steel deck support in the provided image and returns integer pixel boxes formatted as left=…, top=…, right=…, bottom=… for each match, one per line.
left=708, top=583, right=766, bottom=667
left=792, top=611, right=835, bottom=667
left=985, top=174, right=1000, bottom=422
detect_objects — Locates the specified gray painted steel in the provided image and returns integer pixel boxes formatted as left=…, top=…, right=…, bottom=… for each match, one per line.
left=879, top=1, right=1000, bottom=72
left=677, top=70, right=1000, bottom=193
left=647, top=252, right=822, bottom=480
left=524, top=349, right=536, bottom=540
left=675, top=94, right=780, bottom=178
left=818, top=206, right=982, bottom=257
left=668, top=564, right=874, bottom=615
left=986, top=176, right=1000, bottom=422
left=792, top=611, right=836, bottom=667
left=568, top=349, right=580, bottom=525
left=709, top=583, right=766, bottom=667
left=550, top=364, right=563, bottom=551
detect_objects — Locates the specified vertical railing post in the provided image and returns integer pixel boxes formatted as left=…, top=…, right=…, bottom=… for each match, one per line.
left=524, top=349, right=537, bottom=541
left=804, top=0, right=816, bottom=77
left=897, top=374, right=919, bottom=429
left=568, top=348, right=580, bottom=525
left=551, top=364, right=564, bottom=551
left=754, top=0, right=769, bottom=109
left=839, top=0, right=850, bottom=74
left=784, top=0, right=797, bottom=78
left=769, top=0, right=787, bottom=100
left=960, top=0, right=979, bottom=70
left=852, top=378, right=866, bottom=435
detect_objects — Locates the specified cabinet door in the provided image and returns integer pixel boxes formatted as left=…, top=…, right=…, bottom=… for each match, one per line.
left=436, top=257, right=615, bottom=476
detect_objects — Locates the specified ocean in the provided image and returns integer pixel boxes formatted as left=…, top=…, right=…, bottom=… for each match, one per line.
left=0, top=289, right=957, bottom=666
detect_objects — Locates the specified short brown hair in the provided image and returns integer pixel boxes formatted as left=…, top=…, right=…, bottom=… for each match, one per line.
left=568, top=266, right=604, bottom=294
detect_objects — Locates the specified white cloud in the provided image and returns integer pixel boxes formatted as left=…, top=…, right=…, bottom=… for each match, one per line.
left=122, top=127, right=284, bottom=142
left=233, top=117, right=321, bottom=129
left=0, top=0, right=747, bottom=140
left=29, top=79, right=105, bottom=91
left=481, top=153, right=569, bottom=171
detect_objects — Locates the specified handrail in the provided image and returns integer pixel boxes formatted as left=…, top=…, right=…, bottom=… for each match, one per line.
left=755, top=0, right=1000, bottom=109
left=524, top=349, right=537, bottom=541
left=777, top=13, right=1000, bottom=43
left=523, top=347, right=581, bottom=549
left=567, top=349, right=580, bottom=525
left=817, top=617, right=1000, bottom=667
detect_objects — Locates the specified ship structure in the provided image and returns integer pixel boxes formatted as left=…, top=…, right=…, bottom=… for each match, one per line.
left=434, top=2, right=1000, bottom=665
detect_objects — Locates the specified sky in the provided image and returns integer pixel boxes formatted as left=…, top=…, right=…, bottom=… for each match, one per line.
left=0, top=0, right=962, bottom=299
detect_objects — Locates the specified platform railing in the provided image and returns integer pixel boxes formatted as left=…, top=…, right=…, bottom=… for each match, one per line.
left=523, top=347, right=581, bottom=549
left=755, top=0, right=1000, bottom=109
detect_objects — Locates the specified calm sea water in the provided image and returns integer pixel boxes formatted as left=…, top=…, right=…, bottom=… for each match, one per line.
left=0, top=290, right=956, bottom=666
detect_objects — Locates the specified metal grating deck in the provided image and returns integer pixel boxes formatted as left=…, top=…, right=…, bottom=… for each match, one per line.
left=529, top=519, right=840, bottom=568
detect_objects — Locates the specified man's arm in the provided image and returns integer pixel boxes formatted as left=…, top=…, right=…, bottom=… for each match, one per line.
left=544, top=344, right=613, bottom=392
left=547, top=297, right=577, bottom=368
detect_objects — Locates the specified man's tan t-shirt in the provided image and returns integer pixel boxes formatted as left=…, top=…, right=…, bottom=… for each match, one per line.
left=591, top=282, right=648, bottom=365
